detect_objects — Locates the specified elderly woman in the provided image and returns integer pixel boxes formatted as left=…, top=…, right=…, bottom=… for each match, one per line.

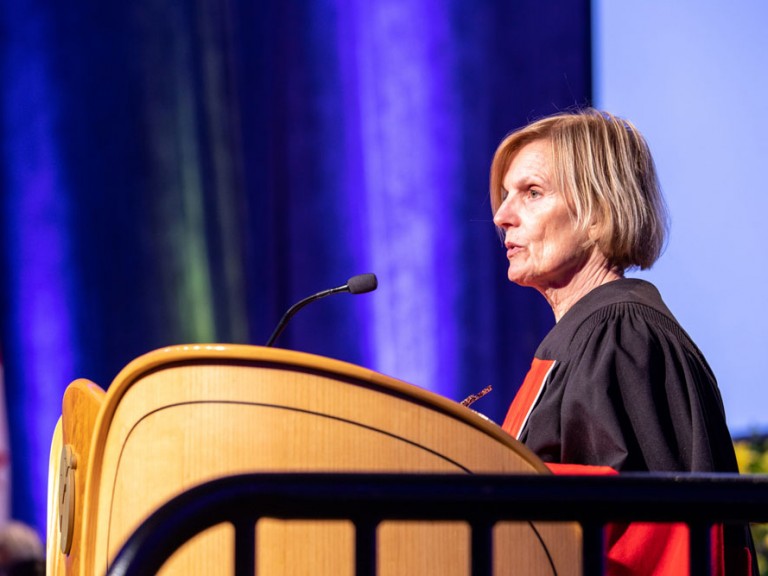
left=490, top=109, right=754, bottom=575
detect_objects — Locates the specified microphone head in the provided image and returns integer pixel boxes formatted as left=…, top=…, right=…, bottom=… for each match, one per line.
left=347, top=273, right=378, bottom=294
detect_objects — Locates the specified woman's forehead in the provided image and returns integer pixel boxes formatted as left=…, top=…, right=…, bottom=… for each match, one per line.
left=503, top=140, right=554, bottom=186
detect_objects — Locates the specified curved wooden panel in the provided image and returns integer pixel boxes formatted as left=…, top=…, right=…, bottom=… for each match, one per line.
left=48, top=344, right=579, bottom=575
left=46, top=418, right=65, bottom=576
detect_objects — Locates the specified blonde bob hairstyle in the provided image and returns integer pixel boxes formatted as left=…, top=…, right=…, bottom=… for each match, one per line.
left=490, top=108, right=668, bottom=272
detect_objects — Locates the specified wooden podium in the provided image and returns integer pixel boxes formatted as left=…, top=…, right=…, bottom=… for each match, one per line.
left=46, top=344, right=580, bottom=575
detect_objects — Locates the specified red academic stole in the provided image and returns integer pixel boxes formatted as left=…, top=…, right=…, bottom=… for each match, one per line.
left=501, top=358, right=554, bottom=439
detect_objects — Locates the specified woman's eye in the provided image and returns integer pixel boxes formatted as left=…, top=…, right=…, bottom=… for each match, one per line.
left=528, top=188, right=541, bottom=198
left=500, top=189, right=509, bottom=202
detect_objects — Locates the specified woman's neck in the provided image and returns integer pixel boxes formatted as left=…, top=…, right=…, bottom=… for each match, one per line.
left=541, top=254, right=623, bottom=322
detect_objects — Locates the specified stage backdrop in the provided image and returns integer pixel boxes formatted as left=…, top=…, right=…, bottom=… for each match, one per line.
left=0, top=0, right=591, bottom=533
left=593, top=0, right=768, bottom=436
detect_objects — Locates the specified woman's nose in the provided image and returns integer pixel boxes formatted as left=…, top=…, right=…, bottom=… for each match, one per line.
left=493, top=209, right=506, bottom=229
left=493, top=196, right=517, bottom=229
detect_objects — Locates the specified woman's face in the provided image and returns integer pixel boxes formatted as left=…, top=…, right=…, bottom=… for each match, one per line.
left=493, top=139, right=593, bottom=293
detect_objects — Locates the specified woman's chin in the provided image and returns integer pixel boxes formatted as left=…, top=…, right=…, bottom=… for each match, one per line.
left=507, top=270, right=536, bottom=288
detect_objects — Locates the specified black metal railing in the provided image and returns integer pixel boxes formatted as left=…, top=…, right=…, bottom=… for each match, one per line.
left=106, top=472, right=768, bottom=576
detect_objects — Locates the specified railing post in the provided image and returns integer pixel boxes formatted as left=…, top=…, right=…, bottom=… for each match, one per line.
left=470, top=520, right=493, bottom=576
left=582, top=522, right=605, bottom=576
left=355, top=519, right=378, bottom=575
left=688, top=522, right=712, bottom=576
left=234, top=519, right=256, bottom=576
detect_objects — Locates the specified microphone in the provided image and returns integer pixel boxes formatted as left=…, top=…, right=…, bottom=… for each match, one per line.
left=265, top=273, right=378, bottom=347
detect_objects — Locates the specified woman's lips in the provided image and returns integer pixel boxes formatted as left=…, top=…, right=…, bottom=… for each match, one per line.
left=505, top=243, right=523, bottom=258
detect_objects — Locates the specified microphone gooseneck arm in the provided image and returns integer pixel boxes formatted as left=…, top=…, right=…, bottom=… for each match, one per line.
left=265, top=274, right=377, bottom=347
left=265, top=285, right=347, bottom=347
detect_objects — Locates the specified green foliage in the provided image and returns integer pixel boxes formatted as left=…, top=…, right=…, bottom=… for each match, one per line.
left=734, top=436, right=768, bottom=576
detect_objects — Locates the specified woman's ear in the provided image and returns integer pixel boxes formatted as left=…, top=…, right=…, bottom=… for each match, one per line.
left=587, top=221, right=601, bottom=242
left=585, top=217, right=603, bottom=246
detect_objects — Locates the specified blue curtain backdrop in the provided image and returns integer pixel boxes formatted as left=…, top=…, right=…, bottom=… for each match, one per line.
left=0, top=0, right=591, bottom=534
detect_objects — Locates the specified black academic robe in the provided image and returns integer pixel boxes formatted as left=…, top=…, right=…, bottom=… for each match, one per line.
left=501, top=278, right=754, bottom=575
